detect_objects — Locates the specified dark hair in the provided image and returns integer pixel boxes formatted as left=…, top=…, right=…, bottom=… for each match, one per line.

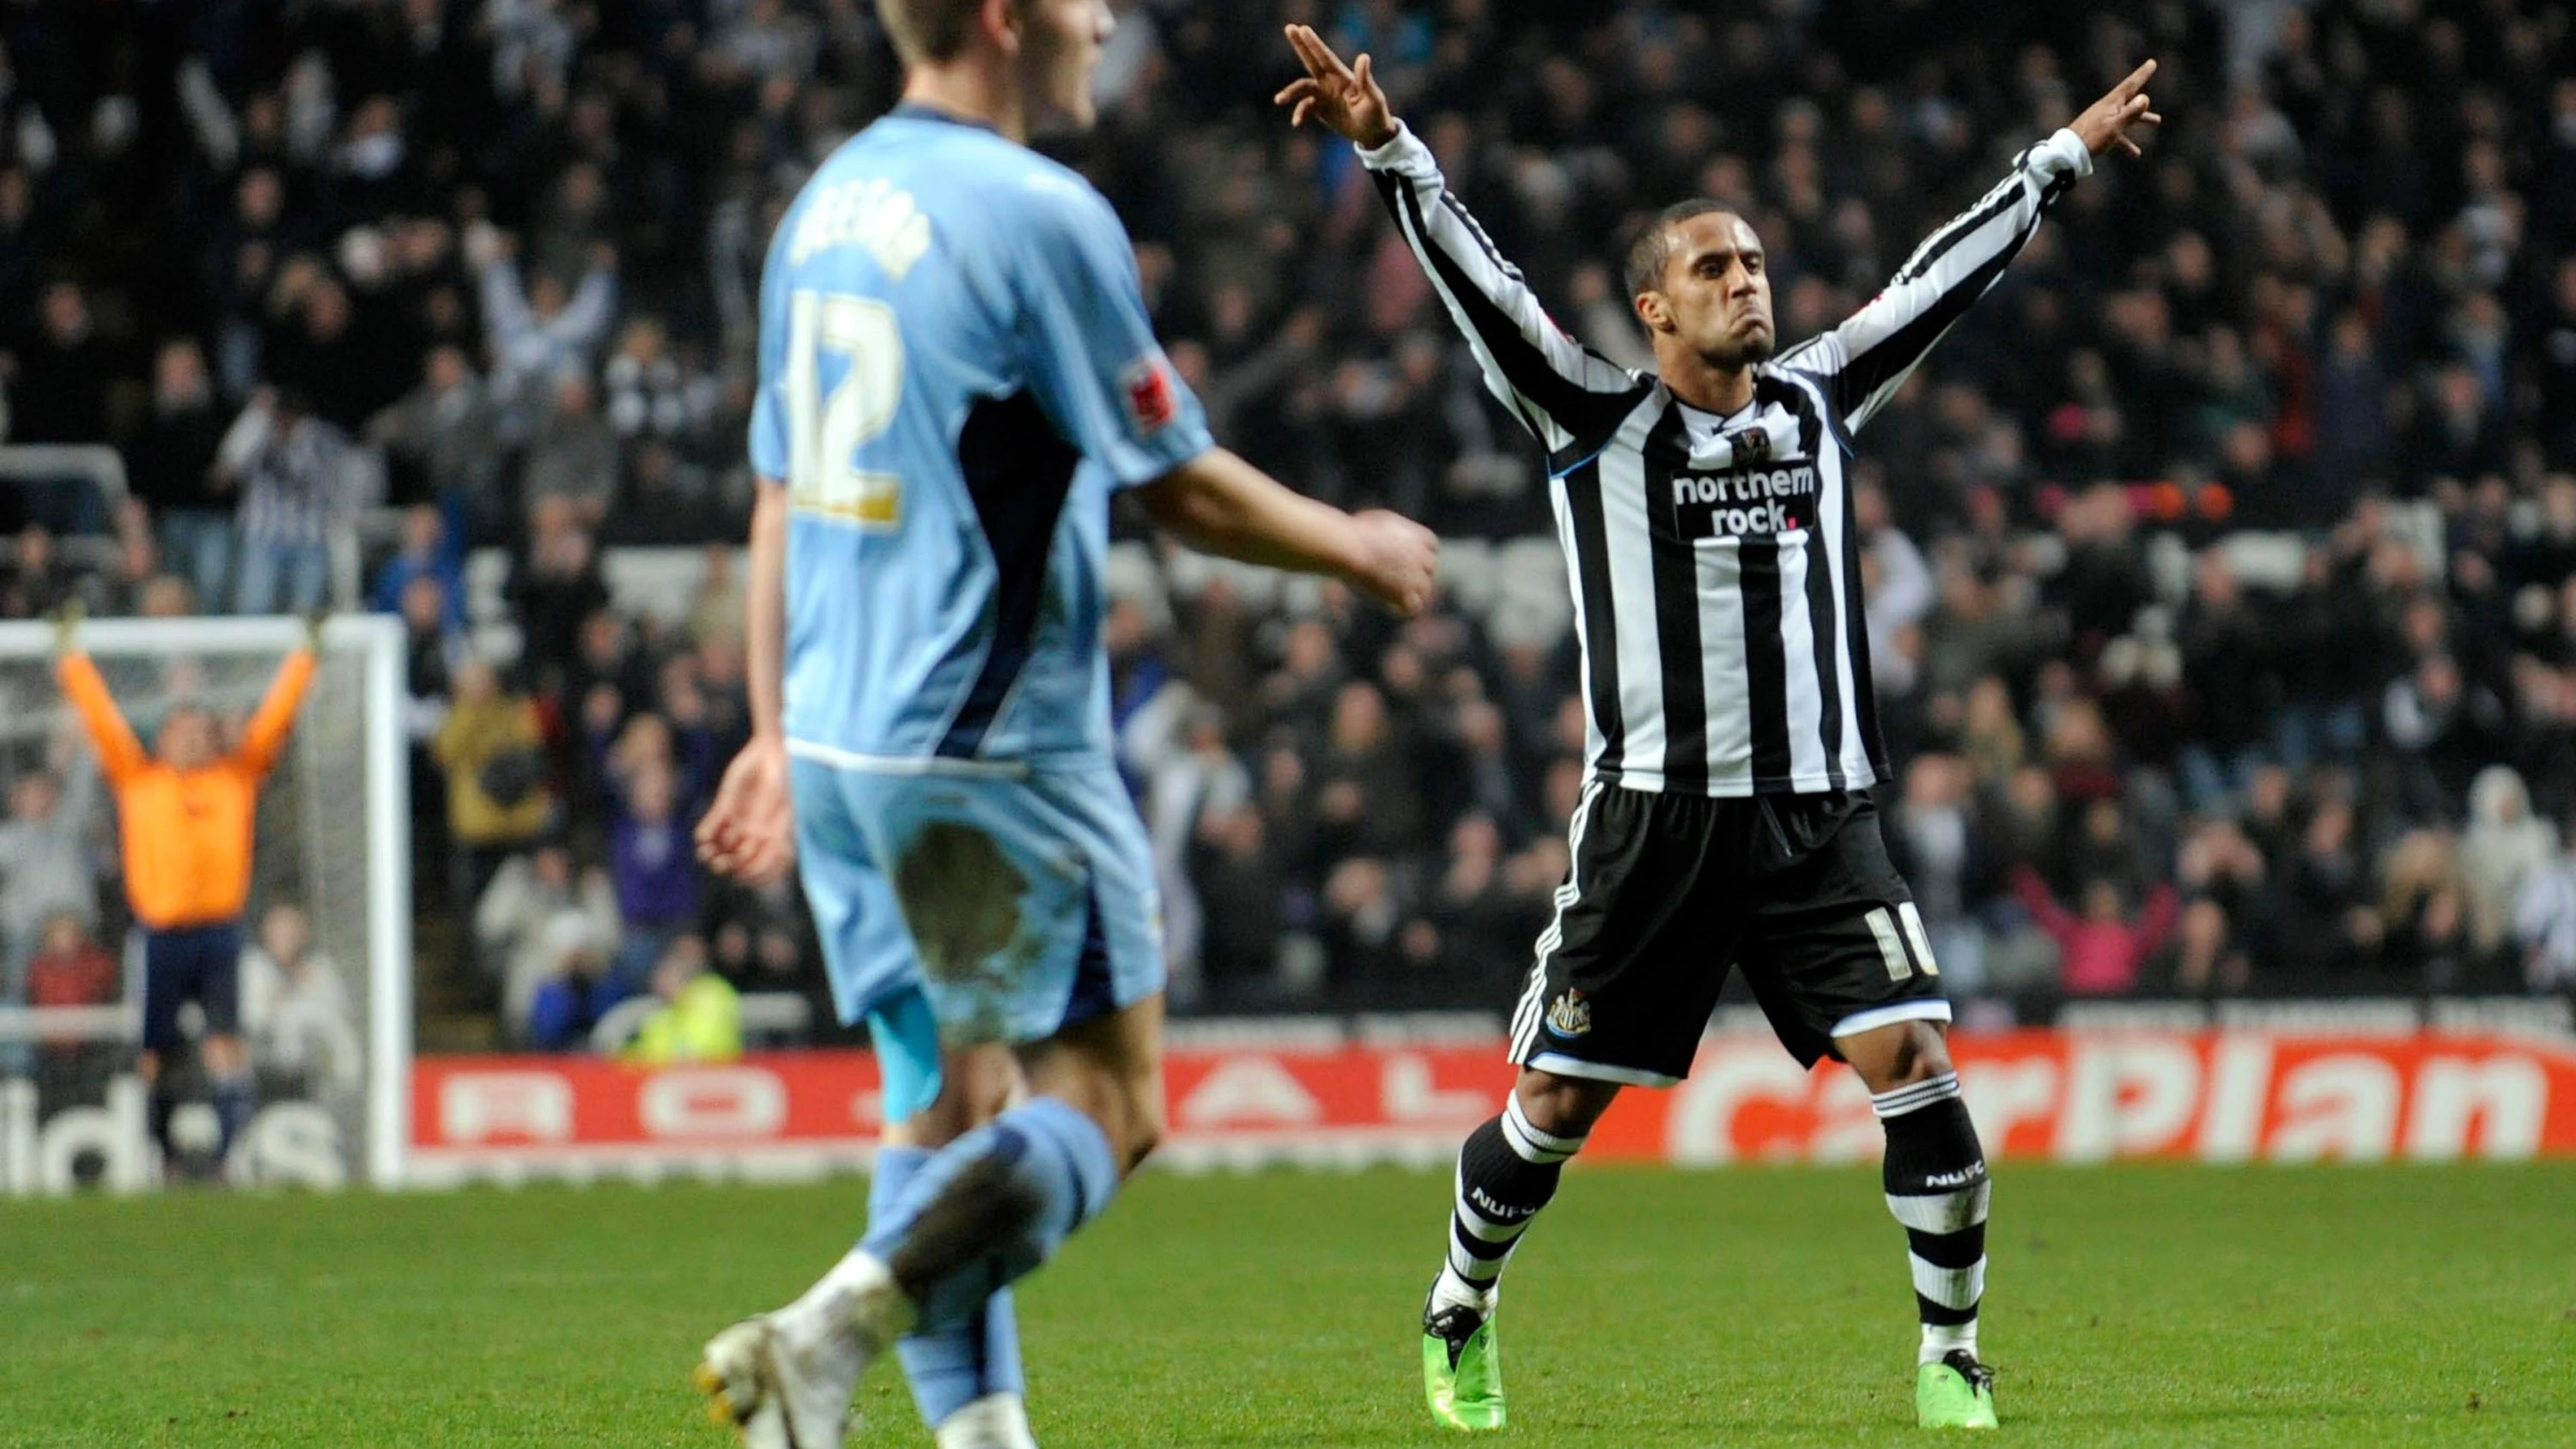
left=1623, top=198, right=1732, bottom=300
left=877, top=0, right=988, bottom=65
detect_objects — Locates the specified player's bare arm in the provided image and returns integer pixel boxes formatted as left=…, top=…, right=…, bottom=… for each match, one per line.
left=1132, top=447, right=1439, bottom=617
left=696, top=480, right=794, bottom=887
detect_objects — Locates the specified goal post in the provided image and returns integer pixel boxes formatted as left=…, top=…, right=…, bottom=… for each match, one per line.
left=0, top=613, right=410, bottom=1191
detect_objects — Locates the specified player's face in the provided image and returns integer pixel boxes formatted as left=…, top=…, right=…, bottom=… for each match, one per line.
left=1018, top=0, right=1113, bottom=136
left=1649, top=212, right=1776, bottom=370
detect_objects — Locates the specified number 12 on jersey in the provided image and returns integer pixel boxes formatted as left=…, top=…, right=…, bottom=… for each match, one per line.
left=782, top=290, right=905, bottom=528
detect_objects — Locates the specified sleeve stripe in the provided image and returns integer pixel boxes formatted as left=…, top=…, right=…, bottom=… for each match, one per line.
left=1368, top=145, right=1645, bottom=458
left=1892, top=174, right=2028, bottom=286
left=1840, top=238, right=2026, bottom=424
left=1388, top=173, right=1631, bottom=452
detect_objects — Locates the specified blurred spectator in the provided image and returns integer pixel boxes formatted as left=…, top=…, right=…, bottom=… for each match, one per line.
left=525, top=909, right=625, bottom=1051
left=605, top=750, right=701, bottom=993
left=0, top=744, right=100, bottom=978
left=238, top=903, right=358, bottom=1100
left=23, top=911, right=118, bottom=1102
left=621, top=934, right=743, bottom=1064
left=367, top=345, right=508, bottom=537
left=509, top=502, right=611, bottom=692
left=2512, top=828, right=2576, bottom=994
left=1, top=525, right=74, bottom=619
left=472, top=229, right=617, bottom=399
left=431, top=659, right=554, bottom=911
left=216, top=388, right=353, bottom=615
left=477, top=840, right=621, bottom=1043
left=9, top=284, right=113, bottom=457
left=2013, top=867, right=2183, bottom=998
left=522, top=373, right=619, bottom=527
left=369, top=506, right=466, bottom=632
left=129, top=339, right=237, bottom=610
left=2458, top=767, right=2558, bottom=963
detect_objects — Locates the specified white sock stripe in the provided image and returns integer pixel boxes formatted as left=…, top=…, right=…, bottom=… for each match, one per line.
left=1498, top=1113, right=1577, bottom=1164
left=1886, top=1179, right=1991, bottom=1234
left=1453, top=1195, right=1532, bottom=1242
left=1449, top=1241, right=1507, bottom=1282
left=1870, top=1072, right=1962, bottom=1119
left=1501, top=1095, right=1585, bottom=1161
left=1909, top=1253, right=1985, bottom=1311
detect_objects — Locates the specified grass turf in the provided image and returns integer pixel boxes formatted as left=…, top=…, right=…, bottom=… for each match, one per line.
left=2, top=1164, right=2571, bottom=1446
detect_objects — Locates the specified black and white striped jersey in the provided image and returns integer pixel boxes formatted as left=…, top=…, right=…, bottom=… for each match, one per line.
left=1360, top=122, right=2093, bottom=797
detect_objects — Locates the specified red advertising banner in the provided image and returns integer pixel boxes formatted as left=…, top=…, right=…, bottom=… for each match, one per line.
left=406, top=1029, right=2576, bottom=1184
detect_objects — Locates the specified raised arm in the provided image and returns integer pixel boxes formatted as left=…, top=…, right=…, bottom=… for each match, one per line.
left=1279, top=25, right=1644, bottom=464
left=53, top=652, right=147, bottom=785
left=1778, top=60, right=2161, bottom=433
left=236, top=615, right=324, bottom=778
left=237, top=644, right=319, bottom=778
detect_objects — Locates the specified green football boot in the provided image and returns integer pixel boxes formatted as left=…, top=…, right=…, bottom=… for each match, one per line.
left=1916, top=1350, right=1999, bottom=1429
left=1422, top=1300, right=1505, bottom=1432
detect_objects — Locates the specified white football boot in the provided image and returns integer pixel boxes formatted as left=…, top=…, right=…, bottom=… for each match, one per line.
left=936, top=1391, right=1039, bottom=1449
left=698, top=1252, right=913, bottom=1449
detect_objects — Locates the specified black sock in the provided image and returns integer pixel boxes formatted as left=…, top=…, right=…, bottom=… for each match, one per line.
left=1874, top=1073, right=1988, bottom=1362
left=1432, top=1094, right=1584, bottom=1317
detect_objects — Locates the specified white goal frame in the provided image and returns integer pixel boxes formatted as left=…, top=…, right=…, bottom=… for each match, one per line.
left=0, top=613, right=412, bottom=1188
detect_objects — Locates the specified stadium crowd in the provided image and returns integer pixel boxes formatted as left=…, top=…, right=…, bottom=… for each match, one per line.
left=3, top=0, right=2576, bottom=1052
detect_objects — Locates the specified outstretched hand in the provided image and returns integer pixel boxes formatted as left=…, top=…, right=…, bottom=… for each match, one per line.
left=2071, top=60, right=2163, bottom=160
left=1274, top=24, right=1397, bottom=149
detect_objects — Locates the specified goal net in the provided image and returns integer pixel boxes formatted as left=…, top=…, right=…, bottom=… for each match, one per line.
left=0, top=615, right=410, bottom=1192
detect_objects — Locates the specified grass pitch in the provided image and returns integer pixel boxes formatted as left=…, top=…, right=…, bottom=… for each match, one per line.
left=3, top=1163, right=2570, bottom=1446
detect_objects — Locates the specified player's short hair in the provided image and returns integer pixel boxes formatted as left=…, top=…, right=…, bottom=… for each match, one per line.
left=1624, top=198, right=1733, bottom=300
left=877, top=0, right=992, bottom=65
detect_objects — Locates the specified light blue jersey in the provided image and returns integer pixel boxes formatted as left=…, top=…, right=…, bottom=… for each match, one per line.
left=756, top=106, right=1203, bottom=1060
left=750, top=105, right=1214, bottom=768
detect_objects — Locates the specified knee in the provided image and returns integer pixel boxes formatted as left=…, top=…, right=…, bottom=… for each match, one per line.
left=1850, top=1020, right=1954, bottom=1093
left=1511, top=1070, right=1618, bottom=1141
left=1891, top=1022, right=1956, bottom=1084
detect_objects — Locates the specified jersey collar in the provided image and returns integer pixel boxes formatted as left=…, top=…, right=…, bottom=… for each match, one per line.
left=890, top=101, right=1000, bottom=134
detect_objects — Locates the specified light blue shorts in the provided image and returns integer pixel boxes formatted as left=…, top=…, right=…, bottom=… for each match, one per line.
left=790, top=753, right=1164, bottom=1063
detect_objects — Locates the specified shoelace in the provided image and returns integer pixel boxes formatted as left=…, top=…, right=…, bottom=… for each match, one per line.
left=1941, top=1349, right=1996, bottom=1391
left=1424, top=1306, right=1485, bottom=1368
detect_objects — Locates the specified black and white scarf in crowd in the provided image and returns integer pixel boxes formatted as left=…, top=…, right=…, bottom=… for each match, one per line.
left=1362, top=122, right=2093, bottom=797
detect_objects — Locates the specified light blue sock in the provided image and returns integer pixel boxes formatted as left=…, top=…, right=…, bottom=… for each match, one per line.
left=874, top=1144, right=1027, bottom=1428
left=861, top=1097, right=1120, bottom=1334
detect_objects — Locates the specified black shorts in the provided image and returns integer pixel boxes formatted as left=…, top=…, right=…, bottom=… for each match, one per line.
left=1506, top=785, right=1947, bottom=1082
left=142, top=920, right=243, bottom=1052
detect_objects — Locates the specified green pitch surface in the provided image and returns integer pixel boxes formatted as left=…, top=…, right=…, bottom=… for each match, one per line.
left=4, top=1164, right=2572, bottom=1446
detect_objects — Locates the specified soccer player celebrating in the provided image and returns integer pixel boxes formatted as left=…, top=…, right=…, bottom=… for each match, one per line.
left=53, top=604, right=321, bottom=1178
left=1277, top=25, right=2160, bottom=1434
left=689, top=3, right=1437, bottom=1446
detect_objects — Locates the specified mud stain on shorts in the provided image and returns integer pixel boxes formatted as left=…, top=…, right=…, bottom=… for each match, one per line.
left=893, top=820, right=1030, bottom=986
